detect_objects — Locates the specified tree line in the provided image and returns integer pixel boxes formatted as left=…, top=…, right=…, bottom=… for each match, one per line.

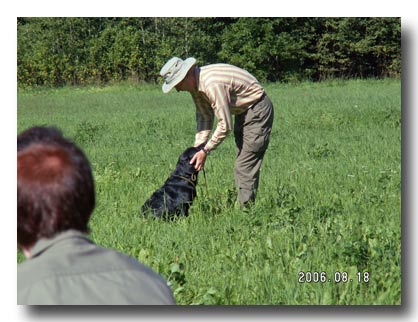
left=17, top=17, right=401, bottom=87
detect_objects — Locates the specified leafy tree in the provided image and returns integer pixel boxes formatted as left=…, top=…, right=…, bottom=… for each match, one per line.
left=17, top=17, right=401, bottom=87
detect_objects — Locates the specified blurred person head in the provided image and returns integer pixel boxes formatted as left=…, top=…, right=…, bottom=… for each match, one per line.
left=17, top=126, right=95, bottom=254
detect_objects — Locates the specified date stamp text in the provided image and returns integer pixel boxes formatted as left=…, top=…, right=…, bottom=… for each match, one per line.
left=298, top=271, right=370, bottom=283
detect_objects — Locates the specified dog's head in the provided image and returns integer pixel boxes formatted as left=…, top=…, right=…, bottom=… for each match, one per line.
left=177, top=143, right=205, bottom=174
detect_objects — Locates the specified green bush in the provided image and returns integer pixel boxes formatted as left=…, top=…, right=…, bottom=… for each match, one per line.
left=17, top=17, right=401, bottom=87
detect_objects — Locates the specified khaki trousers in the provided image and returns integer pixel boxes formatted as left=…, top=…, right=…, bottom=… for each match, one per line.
left=234, top=94, right=274, bottom=206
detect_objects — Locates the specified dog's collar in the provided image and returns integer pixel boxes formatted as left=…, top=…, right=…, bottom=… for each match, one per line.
left=173, top=173, right=197, bottom=187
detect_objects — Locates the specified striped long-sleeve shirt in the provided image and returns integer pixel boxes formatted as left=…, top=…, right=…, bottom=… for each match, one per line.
left=191, top=64, right=265, bottom=151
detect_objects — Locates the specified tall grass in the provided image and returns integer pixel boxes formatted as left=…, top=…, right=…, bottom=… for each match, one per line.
left=17, top=79, right=401, bottom=304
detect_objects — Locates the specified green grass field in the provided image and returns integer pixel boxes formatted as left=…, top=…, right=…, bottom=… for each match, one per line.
left=17, top=79, right=401, bottom=305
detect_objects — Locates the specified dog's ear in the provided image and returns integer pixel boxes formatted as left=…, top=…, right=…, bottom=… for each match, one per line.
left=179, top=144, right=205, bottom=163
left=179, top=147, right=196, bottom=162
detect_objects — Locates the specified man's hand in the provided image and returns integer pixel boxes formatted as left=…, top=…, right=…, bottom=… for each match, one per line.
left=190, top=150, right=207, bottom=171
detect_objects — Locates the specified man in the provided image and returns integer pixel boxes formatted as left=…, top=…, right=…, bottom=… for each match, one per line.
left=17, top=126, right=175, bottom=305
left=160, top=57, right=274, bottom=207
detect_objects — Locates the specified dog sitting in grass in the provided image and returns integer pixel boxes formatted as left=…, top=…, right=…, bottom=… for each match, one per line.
left=141, top=144, right=204, bottom=219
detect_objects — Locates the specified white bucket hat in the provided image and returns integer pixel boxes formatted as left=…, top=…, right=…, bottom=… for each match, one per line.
left=160, top=57, right=196, bottom=93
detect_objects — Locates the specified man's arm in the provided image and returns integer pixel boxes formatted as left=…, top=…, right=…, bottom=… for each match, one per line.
left=203, top=84, right=232, bottom=151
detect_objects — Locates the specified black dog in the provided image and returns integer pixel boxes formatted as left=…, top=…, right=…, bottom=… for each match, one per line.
left=141, top=144, right=204, bottom=219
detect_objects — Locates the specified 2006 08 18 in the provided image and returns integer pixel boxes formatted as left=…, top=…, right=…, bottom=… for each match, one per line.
left=298, top=271, right=370, bottom=283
